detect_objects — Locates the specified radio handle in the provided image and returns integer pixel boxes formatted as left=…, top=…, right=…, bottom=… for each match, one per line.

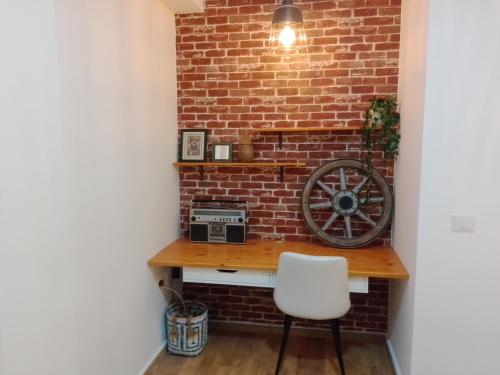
left=216, top=269, right=238, bottom=273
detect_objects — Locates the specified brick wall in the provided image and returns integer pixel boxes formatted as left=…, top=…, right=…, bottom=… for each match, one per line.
left=176, top=0, right=401, bottom=333
left=184, top=278, right=389, bottom=333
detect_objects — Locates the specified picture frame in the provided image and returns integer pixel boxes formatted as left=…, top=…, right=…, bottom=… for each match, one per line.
left=179, top=130, right=208, bottom=162
left=212, top=143, right=233, bottom=162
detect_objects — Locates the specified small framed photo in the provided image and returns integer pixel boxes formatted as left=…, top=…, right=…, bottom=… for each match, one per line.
left=179, top=130, right=208, bottom=162
left=212, top=143, right=233, bottom=162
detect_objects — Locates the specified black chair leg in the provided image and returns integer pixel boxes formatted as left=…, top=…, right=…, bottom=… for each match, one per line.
left=275, top=314, right=292, bottom=375
left=331, top=319, right=346, bottom=375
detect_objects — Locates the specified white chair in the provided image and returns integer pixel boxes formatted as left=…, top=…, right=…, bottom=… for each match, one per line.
left=273, top=252, right=351, bottom=375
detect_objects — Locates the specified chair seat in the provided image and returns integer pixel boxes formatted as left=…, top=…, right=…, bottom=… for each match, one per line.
left=275, top=299, right=351, bottom=321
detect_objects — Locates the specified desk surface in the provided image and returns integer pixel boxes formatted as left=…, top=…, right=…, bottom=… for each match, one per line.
left=148, top=239, right=409, bottom=279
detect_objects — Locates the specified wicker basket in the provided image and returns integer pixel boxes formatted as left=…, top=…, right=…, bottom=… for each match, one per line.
left=166, top=301, right=208, bottom=356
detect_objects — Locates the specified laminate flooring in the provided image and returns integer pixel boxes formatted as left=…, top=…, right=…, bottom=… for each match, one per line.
left=145, top=328, right=395, bottom=375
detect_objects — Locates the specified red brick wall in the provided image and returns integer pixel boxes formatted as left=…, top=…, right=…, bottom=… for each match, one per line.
left=184, top=278, right=389, bottom=333
left=176, top=0, right=401, bottom=333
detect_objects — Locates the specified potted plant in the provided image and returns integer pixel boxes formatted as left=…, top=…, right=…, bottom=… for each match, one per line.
left=359, top=96, right=401, bottom=206
left=361, top=96, right=401, bottom=162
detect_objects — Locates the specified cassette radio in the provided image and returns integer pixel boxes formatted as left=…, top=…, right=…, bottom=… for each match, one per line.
left=189, top=200, right=247, bottom=244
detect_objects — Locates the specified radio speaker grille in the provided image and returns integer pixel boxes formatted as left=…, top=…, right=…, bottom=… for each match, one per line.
left=190, top=224, right=209, bottom=242
left=226, top=225, right=245, bottom=244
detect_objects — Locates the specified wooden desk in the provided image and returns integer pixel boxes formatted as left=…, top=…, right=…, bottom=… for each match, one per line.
left=148, top=239, right=409, bottom=280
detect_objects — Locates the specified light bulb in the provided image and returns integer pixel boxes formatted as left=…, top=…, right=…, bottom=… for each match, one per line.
left=278, top=25, right=296, bottom=47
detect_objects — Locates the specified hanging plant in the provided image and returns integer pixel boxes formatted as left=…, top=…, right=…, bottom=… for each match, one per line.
left=361, top=96, right=401, bottom=162
left=359, top=96, right=400, bottom=208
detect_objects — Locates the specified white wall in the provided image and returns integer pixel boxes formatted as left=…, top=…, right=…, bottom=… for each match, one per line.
left=391, top=1, right=500, bottom=374
left=388, top=0, right=429, bottom=373
left=412, top=1, right=500, bottom=374
left=0, top=2, right=79, bottom=373
left=0, top=1, right=178, bottom=374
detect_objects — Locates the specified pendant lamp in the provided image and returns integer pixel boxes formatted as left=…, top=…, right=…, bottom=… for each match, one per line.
left=269, top=0, right=308, bottom=53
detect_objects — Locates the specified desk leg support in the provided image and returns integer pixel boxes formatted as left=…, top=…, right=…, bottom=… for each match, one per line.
left=198, top=166, right=204, bottom=181
left=279, top=166, right=284, bottom=183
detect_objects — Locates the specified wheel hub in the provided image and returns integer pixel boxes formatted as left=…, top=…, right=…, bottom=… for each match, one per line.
left=333, top=191, right=359, bottom=216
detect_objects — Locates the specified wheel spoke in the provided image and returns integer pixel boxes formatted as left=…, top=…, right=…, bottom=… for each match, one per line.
left=321, top=212, right=339, bottom=231
left=356, top=210, right=377, bottom=227
left=360, top=196, right=384, bottom=204
left=353, top=175, right=370, bottom=194
left=316, top=180, right=335, bottom=196
left=344, top=216, right=352, bottom=238
left=309, top=201, right=333, bottom=209
left=339, top=168, right=347, bottom=190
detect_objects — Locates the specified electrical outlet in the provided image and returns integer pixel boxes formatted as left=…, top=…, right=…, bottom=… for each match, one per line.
left=451, top=214, right=477, bottom=233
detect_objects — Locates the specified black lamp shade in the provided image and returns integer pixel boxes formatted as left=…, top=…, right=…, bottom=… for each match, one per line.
left=269, top=0, right=308, bottom=54
left=272, top=1, right=304, bottom=25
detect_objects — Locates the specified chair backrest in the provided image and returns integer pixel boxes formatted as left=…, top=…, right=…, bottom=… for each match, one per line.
left=273, top=252, right=351, bottom=320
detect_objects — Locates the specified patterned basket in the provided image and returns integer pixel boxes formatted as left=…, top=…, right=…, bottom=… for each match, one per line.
left=166, top=301, right=208, bottom=356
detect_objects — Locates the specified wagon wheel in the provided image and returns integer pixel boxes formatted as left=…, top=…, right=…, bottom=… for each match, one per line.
left=301, top=159, right=393, bottom=248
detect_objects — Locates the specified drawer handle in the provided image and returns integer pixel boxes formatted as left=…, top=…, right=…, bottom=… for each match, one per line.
left=216, top=269, right=238, bottom=273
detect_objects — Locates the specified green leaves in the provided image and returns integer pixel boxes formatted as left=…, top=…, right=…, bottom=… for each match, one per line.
left=359, top=96, right=400, bottom=206
left=361, top=96, right=401, bottom=160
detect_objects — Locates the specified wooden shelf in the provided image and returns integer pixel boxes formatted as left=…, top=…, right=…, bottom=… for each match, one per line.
left=173, top=162, right=306, bottom=182
left=254, top=126, right=399, bottom=149
left=255, top=126, right=365, bottom=133
left=257, top=126, right=357, bottom=149
left=173, top=162, right=305, bottom=167
left=148, top=239, right=410, bottom=280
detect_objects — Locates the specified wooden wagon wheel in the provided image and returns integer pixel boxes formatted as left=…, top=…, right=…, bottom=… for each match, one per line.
left=301, top=159, right=393, bottom=248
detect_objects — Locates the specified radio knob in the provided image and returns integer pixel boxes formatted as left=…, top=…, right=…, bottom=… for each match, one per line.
left=191, top=216, right=196, bottom=222
left=238, top=217, right=244, bottom=224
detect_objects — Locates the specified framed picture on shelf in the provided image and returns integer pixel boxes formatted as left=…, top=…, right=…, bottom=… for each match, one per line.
left=179, top=130, right=208, bottom=162
left=212, top=143, right=232, bottom=162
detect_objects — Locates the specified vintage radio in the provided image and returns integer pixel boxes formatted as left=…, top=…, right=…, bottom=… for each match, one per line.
left=189, top=200, right=247, bottom=244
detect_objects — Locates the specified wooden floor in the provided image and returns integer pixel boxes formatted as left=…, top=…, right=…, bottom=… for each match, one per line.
left=145, top=328, right=395, bottom=375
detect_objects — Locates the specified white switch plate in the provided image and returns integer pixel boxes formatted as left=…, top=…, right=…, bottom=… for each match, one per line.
left=451, top=214, right=477, bottom=233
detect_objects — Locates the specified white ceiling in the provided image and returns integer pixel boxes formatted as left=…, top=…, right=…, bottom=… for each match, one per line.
left=158, top=0, right=204, bottom=14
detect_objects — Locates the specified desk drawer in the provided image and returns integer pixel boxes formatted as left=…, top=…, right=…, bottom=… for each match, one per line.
left=347, top=277, right=369, bottom=293
left=183, top=267, right=276, bottom=288
left=182, top=268, right=369, bottom=293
